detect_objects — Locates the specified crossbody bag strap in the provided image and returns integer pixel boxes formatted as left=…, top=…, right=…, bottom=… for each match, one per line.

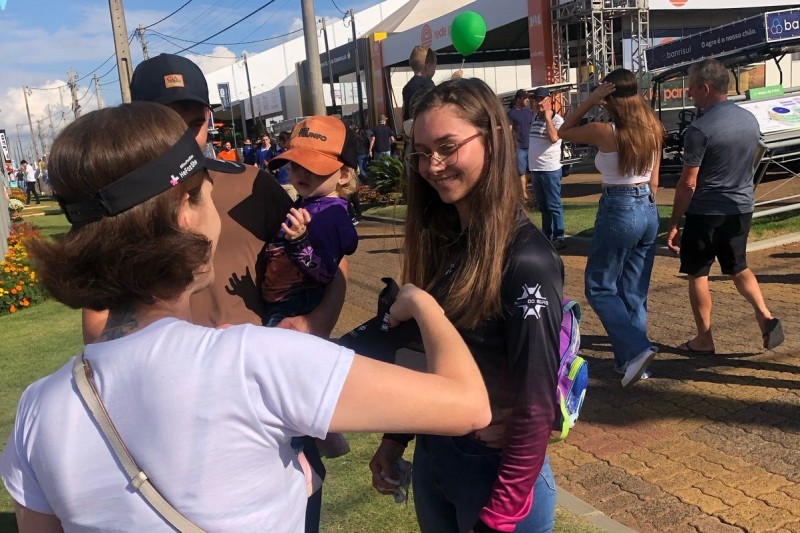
left=72, top=354, right=207, bottom=533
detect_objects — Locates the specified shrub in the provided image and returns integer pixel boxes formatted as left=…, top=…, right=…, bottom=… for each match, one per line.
left=8, top=198, right=24, bottom=222
left=356, top=185, right=391, bottom=205
left=0, top=222, right=45, bottom=316
left=367, top=155, right=407, bottom=199
left=9, top=188, right=26, bottom=203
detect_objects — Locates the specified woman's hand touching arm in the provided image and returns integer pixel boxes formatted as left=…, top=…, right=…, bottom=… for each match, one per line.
left=329, top=284, right=490, bottom=436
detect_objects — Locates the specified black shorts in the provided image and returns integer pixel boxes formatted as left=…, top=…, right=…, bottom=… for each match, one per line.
left=679, top=212, right=752, bottom=276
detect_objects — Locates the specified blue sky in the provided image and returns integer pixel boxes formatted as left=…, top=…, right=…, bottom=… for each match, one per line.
left=0, top=0, right=383, bottom=158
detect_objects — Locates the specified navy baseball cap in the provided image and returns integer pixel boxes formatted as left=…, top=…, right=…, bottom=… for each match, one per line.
left=532, top=87, right=550, bottom=98
left=131, top=54, right=210, bottom=107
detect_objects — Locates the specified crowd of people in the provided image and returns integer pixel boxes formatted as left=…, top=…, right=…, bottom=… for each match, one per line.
left=0, top=48, right=786, bottom=533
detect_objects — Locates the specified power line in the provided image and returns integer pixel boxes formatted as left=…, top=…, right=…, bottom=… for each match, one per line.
left=76, top=84, right=94, bottom=104
left=330, top=0, right=348, bottom=16
left=151, top=32, right=238, bottom=58
left=143, top=0, right=195, bottom=29
left=172, top=0, right=279, bottom=54
left=96, top=61, right=120, bottom=81
left=167, top=0, right=229, bottom=38
left=150, top=27, right=302, bottom=47
left=235, top=0, right=292, bottom=43
left=28, top=84, right=67, bottom=91
left=75, top=53, right=115, bottom=82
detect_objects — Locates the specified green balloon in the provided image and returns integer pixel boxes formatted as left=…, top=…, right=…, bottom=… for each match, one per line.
left=450, top=11, right=487, bottom=57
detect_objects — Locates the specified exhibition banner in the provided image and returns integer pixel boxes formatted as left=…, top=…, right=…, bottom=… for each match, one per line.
left=646, top=15, right=765, bottom=72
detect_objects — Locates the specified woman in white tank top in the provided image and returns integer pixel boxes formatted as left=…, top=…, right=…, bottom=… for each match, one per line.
left=558, top=68, right=665, bottom=388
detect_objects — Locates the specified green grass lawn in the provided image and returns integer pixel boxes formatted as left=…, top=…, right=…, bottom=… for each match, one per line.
left=0, top=266, right=601, bottom=532
left=0, top=298, right=602, bottom=532
left=365, top=202, right=800, bottom=242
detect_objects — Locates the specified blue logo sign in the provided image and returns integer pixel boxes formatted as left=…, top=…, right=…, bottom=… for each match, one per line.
left=766, top=8, right=800, bottom=43
left=217, top=83, right=232, bottom=111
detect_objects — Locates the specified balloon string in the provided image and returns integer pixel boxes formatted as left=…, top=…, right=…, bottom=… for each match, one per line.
left=460, top=58, right=465, bottom=70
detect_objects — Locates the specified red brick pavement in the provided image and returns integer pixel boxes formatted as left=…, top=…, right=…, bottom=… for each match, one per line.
left=336, top=220, right=800, bottom=533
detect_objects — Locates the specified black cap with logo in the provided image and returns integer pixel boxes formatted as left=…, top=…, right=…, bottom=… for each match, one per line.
left=130, top=54, right=210, bottom=106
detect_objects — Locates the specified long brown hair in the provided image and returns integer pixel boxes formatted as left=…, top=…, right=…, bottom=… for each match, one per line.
left=28, top=102, right=211, bottom=312
left=603, top=68, right=664, bottom=176
left=403, top=78, right=522, bottom=329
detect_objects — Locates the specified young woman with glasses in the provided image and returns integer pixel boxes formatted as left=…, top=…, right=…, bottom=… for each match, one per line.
left=558, top=68, right=664, bottom=387
left=0, top=103, right=493, bottom=533
left=370, top=77, right=564, bottom=533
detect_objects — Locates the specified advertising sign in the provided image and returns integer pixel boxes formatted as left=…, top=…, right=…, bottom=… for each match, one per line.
left=646, top=15, right=765, bottom=72
left=0, top=129, right=10, bottom=163
left=650, top=0, right=800, bottom=9
left=217, top=83, right=232, bottom=111
left=528, top=0, right=554, bottom=86
left=739, top=94, right=800, bottom=134
left=766, top=8, right=800, bottom=43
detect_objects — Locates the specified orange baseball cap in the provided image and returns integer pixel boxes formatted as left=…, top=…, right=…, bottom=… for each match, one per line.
left=268, top=116, right=358, bottom=176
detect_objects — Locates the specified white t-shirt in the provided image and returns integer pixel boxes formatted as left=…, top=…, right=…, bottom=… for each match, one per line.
left=0, top=318, right=354, bottom=532
left=528, top=113, right=564, bottom=172
left=24, top=165, right=37, bottom=183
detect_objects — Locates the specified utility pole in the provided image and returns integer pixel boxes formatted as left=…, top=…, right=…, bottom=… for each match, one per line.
left=67, top=69, right=81, bottom=119
left=58, top=86, right=67, bottom=123
left=15, top=125, right=24, bottom=162
left=22, top=87, right=39, bottom=162
left=349, top=9, right=365, bottom=128
left=94, top=74, right=104, bottom=109
left=320, top=17, right=336, bottom=113
left=47, top=104, right=56, bottom=143
left=136, top=24, right=150, bottom=60
left=108, top=0, right=134, bottom=103
left=300, top=0, right=325, bottom=115
left=241, top=52, right=258, bottom=135
left=36, top=119, right=47, bottom=157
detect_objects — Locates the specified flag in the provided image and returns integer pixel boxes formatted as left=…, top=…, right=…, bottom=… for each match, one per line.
left=217, top=83, right=231, bottom=111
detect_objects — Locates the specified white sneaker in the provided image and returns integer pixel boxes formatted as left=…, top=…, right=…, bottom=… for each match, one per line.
left=621, top=348, right=657, bottom=388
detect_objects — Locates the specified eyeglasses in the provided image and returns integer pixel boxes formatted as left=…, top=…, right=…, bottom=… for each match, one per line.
left=405, top=133, right=482, bottom=173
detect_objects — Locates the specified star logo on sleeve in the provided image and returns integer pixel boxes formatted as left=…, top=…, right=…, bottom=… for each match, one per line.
left=516, top=283, right=550, bottom=319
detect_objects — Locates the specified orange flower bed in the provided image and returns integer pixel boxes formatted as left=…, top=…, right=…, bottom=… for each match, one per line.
left=0, top=222, right=44, bottom=316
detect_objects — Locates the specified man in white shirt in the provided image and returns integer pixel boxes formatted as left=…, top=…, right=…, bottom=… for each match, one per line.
left=20, top=159, right=40, bottom=205
left=528, top=87, right=565, bottom=249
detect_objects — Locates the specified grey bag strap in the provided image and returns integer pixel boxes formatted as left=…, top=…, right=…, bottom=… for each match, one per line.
left=72, top=354, right=207, bottom=533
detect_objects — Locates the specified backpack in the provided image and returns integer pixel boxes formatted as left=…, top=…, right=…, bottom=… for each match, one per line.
left=550, top=299, right=588, bottom=443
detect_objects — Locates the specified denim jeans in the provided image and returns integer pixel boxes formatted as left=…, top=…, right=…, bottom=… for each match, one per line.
left=262, top=287, right=324, bottom=327
left=413, top=435, right=556, bottom=533
left=516, top=148, right=529, bottom=175
left=585, top=184, right=658, bottom=370
left=531, top=169, right=564, bottom=241
left=357, top=154, right=369, bottom=181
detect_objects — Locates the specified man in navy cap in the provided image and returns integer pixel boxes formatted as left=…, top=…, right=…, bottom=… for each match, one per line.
left=507, top=89, right=533, bottom=203
left=83, top=54, right=347, bottom=337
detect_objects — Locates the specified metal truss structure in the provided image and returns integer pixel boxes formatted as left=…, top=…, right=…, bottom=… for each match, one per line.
left=551, top=0, right=649, bottom=88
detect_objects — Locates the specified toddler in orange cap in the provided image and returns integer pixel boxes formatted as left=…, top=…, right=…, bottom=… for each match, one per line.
left=263, top=115, right=360, bottom=326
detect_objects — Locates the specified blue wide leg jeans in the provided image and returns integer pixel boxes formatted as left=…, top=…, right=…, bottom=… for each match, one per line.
left=584, top=184, right=659, bottom=371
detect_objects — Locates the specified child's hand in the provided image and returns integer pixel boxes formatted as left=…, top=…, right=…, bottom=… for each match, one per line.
left=282, top=207, right=312, bottom=241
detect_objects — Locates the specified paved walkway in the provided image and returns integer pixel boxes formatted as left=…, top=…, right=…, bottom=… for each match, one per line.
left=333, top=219, right=799, bottom=533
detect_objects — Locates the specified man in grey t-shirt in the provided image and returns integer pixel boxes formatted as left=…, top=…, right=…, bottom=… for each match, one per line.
left=666, top=59, right=783, bottom=355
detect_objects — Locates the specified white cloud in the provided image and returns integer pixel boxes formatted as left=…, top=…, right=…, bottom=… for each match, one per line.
left=185, top=46, right=238, bottom=73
